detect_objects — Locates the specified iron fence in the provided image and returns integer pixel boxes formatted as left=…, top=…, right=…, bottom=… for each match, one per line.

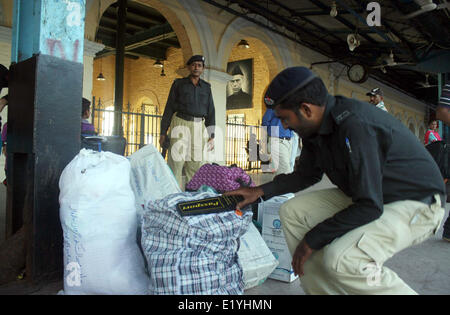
left=91, top=98, right=264, bottom=172
left=91, top=98, right=162, bottom=156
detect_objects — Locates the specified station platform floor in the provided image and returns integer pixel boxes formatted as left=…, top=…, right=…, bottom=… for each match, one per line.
left=0, top=173, right=449, bottom=295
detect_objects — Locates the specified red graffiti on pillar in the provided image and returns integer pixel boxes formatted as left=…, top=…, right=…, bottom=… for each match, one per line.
left=46, top=39, right=81, bottom=62
left=72, top=39, right=79, bottom=62
left=46, top=39, right=66, bottom=60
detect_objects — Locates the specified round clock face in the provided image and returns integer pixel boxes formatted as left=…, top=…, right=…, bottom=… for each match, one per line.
left=348, top=64, right=368, bottom=83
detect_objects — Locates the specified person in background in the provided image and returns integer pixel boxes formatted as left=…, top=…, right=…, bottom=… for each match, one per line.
left=366, top=87, right=388, bottom=112
left=262, top=107, right=293, bottom=175
left=159, top=55, right=215, bottom=188
left=431, top=76, right=450, bottom=242
left=424, top=119, right=442, bottom=145
left=81, top=98, right=96, bottom=135
left=0, top=95, right=7, bottom=186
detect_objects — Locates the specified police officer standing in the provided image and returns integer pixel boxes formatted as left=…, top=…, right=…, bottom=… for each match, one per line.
left=160, top=55, right=215, bottom=187
left=226, top=67, right=446, bottom=294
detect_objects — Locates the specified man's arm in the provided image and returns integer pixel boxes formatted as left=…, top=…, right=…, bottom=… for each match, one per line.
left=160, top=80, right=178, bottom=137
left=437, top=81, right=450, bottom=125
left=225, top=141, right=323, bottom=208
left=262, top=109, right=274, bottom=127
left=436, top=105, right=450, bottom=126
left=260, top=141, right=323, bottom=199
left=204, top=87, right=215, bottom=139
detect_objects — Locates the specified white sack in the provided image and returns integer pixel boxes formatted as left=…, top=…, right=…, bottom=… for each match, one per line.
left=59, top=149, right=149, bottom=295
left=129, top=144, right=181, bottom=220
left=238, top=223, right=278, bottom=290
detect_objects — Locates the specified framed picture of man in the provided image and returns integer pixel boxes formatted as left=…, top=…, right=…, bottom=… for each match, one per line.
left=226, top=59, right=253, bottom=110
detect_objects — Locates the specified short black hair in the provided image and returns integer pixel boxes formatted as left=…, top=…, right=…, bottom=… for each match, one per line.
left=277, top=78, right=328, bottom=110
left=82, top=98, right=91, bottom=116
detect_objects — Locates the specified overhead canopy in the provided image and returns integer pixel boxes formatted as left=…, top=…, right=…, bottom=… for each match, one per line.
left=201, top=0, right=450, bottom=105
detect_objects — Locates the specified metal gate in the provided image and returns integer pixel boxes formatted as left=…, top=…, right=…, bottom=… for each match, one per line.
left=91, top=98, right=163, bottom=156
left=91, top=98, right=263, bottom=172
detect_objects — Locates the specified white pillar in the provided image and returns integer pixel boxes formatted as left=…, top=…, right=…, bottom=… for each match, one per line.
left=83, top=40, right=105, bottom=100
left=203, top=68, right=232, bottom=165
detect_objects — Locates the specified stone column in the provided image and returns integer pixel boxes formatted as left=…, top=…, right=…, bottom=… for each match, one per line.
left=203, top=68, right=232, bottom=165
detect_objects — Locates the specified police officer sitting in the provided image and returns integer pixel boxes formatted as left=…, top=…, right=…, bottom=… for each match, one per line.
left=225, top=66, right=445, bottom=295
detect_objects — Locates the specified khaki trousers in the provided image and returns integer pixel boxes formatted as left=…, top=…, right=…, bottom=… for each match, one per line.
left=264, top=137, right=293, bottom=175
left=279, top=188, right=445, bottom=295
left=167, top=115, right=206, bottom=188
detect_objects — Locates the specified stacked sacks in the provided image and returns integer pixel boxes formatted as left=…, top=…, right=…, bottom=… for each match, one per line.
left=141, top=191, right=252, bottom=295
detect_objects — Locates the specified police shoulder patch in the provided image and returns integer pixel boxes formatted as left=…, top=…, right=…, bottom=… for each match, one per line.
left=331, top=108, right=353, bottom=125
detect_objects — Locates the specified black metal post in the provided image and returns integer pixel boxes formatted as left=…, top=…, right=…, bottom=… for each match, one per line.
left=114, top=0, right=127, bottom=136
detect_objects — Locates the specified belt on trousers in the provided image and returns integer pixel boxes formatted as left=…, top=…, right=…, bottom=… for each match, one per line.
left=270, top=136, right=291, bottom=140
left=418, top=194, right=446, bottom=206
left=176, top=112, right=204, bottom=121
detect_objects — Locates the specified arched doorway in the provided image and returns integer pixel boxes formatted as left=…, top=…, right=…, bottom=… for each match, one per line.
left=90, top=0, right=194, bottom=155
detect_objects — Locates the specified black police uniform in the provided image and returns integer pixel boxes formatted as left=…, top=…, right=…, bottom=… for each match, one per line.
left=261, top=94, right=446, bottom=250
left=161, top=76, right=215, bottom=139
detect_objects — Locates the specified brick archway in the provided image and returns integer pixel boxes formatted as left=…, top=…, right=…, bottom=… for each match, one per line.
left=85, top=0, right=194, bottom=64
left=217, top=17, right=292, bottom=80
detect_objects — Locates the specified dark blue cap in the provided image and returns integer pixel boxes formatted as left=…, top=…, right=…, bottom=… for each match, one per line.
left=264, top=67, right=317, bottom=108
left=187, top=55, right=205, bottom=65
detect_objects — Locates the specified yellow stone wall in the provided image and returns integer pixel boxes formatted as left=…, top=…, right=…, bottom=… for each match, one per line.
left=226, top=39, right=270, bottom=125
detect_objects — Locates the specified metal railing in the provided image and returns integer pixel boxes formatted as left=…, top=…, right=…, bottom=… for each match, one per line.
left=226, top=120, right=263, bottom=172
left=91, top=98, right=163, bottom=156
left=91, top=98, right=263, bottom=172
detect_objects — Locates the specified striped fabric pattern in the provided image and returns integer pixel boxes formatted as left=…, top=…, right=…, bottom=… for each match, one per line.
left=440, top=83, right=450, bottom=108
left=141, top=191, right=253, bottom=295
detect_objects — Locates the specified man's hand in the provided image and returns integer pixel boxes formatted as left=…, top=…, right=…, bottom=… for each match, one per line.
left=207, top=137, right=214, bottom=151
left=224, top=187, right=264, bottom=209
left=159, top=134, right=166, bottom=149
left=292, top=238, right=313, bottom=277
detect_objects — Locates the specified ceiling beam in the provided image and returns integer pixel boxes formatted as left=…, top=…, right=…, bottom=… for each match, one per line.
left=307, top=0, right=377, bottom=44
left=200, top=0, right=334, bottom=58
left=229, top=0, right=334, bottom=54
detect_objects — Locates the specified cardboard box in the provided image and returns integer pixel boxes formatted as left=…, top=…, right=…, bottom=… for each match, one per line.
left=260, top=194, right=298, bottom=283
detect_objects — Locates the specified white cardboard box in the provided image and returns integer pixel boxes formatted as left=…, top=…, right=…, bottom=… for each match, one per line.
left=260, top=194, right=298, bottom=283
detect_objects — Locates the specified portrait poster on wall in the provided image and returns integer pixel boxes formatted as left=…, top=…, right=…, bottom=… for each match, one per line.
left=226, top=58, right=253, bottom=110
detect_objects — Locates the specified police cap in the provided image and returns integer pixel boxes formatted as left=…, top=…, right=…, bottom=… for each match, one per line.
left=366, top=87, right=383, bottom=97
left=264, top=67, right=317, bottom=108
left=187, top=55, right=205, bottom=66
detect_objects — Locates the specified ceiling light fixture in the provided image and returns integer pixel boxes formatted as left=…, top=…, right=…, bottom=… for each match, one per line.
left=237, top=39, right=250, bottom=49
left=96, top=57, right=106, bottom=81
left=330, top=1, right=338, bottom=17
left=347, top=33, right=360, bottom=51
left=96, top=72, right=106, bottom=81
left=153, top=59, right=163, bottom=68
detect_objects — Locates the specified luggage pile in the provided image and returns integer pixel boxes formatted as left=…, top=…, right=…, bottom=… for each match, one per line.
left=59, top=147, right=277, bottom=295
left=141, top=191, right=253, bottom=295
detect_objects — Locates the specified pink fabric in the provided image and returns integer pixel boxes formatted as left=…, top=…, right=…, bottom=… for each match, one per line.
left=1, top=122, right=6, bottom=142
left=424, top=129, right=441, bottom=145
left=186, top=164, right=255, bottom=193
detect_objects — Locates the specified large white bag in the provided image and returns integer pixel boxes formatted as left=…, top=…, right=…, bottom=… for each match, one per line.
left=238, top=223, right=278, bottom=290
left=129, top=144, right=181, bottom=220
left=59, top=149, right=149, bottom=295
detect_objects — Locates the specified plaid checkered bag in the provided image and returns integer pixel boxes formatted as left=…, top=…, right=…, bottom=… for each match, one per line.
left=141, top=191, right=252, bottom=295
